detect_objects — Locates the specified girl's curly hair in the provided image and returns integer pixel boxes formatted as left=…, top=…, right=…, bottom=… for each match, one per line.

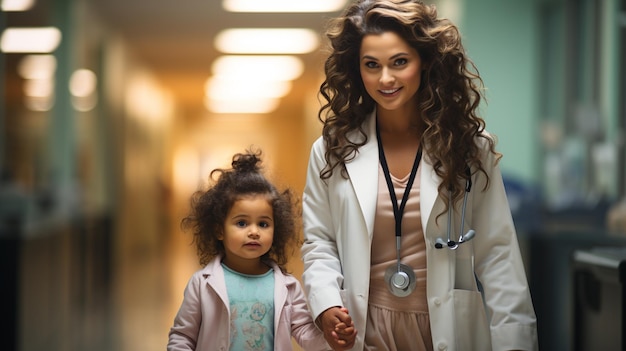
left=181, top=149, right=300, bottom=271
left=318, top=0, right=501, bottom=205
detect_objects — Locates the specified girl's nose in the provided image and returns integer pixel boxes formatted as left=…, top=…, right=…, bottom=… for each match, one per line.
left=248, top=226, right=260, bottom=238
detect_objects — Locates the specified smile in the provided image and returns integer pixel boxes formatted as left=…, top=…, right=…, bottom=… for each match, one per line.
left=379, top=88, right=401, bottom=95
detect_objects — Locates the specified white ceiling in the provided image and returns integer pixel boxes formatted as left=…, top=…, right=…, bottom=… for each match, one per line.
left=2, top=0, right=346, bottom=115
left=85, top=0, right=344, bottom=114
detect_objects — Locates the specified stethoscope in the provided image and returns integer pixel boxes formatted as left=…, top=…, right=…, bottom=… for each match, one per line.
left=434, top=168, right=475, bottom=250
left=377, top=123, right=420, bottom=297
left=377, top=122, right=475, bottom=297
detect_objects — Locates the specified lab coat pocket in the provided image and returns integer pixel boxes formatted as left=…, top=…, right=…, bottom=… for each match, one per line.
left=452, top=289, right=491, bottom=351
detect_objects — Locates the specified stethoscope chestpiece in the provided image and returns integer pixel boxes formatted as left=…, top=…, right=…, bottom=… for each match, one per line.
left=384, top=263, right=417, bottom=297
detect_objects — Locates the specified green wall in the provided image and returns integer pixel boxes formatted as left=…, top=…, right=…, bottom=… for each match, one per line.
left=452, top=0, right=540, bottom=184
left=448, top=0, right=623, bottom=197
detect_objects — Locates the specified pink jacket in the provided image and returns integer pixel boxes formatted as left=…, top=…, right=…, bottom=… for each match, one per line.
left=167, top=256, right=330, bottom=351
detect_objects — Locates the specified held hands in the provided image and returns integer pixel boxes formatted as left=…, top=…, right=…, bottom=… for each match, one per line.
left=318, top=306, right=357, bottom=351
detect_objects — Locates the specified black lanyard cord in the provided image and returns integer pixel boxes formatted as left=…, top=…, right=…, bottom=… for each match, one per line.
left=376, top=121, right=422, bottom=238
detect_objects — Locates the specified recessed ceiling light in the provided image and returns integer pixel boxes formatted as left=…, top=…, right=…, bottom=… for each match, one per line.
left=223, top=0, right=347, bottom=12
left=17, top=54, right=57, bottom=79
left=72, top=94, right=98, bottom=112
left=214, top=28, right=319, bottom=54
left=1, top=27, right=62, bottom=53
left=206, top=77, right=292, bottom=100
left=23, top=78, right=53, bottom=98
left=69, top=69, right=97, bottom=98
left=24, top=95, right=54, bottom=111
left=1, top=0, right=35, bottom=11
left=211, top=55, right=304, bottom=81
left=205, top=96, right=280, bottom=114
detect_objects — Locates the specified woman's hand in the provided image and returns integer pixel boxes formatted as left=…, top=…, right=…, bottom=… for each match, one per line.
left=318, top=306, right=357, bottom=350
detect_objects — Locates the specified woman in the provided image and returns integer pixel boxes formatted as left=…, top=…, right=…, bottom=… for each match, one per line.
left=300, top=0, right=538, bottom=350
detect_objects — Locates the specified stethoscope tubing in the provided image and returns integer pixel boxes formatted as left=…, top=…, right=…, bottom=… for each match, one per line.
left=436, top=168, right=474, bottom=250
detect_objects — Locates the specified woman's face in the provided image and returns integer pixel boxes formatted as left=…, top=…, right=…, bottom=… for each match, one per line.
left=359, top=31, right=423, bottom=113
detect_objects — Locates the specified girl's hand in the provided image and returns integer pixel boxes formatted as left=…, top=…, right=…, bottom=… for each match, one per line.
left=318, top=306, right=357, bottom=351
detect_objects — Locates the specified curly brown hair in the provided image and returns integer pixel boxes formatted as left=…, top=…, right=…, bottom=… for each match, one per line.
left=318, top=0, right=501, bottom=204
left=181, top=149, right=300, bottom=271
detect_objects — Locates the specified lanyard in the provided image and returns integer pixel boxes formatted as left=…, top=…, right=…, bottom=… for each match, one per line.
left=376, top=121, right=422, bottom=238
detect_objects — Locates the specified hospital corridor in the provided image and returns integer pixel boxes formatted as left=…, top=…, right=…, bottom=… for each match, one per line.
left=1, top=0, right=626, bottom=350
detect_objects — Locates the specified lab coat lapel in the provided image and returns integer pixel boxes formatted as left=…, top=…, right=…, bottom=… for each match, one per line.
left=345, top=113, right=378, bottom=237
left=420, top=154, right=442, bottom=235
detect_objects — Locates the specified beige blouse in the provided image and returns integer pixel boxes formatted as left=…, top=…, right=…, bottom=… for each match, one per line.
left=365, top=164, right=433, bottom=351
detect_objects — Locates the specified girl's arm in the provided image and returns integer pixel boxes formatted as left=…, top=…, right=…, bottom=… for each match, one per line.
left=287, top=275, right=333, bottom=351
left=167, top=273, right=203, bottom=351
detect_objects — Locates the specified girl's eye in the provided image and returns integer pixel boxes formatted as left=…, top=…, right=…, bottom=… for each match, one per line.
left=236, top=220, right=247, bottom=227
left=259, top=221, right=270, bottom=228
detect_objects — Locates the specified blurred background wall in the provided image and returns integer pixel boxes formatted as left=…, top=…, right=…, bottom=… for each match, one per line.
left=1, top=0, right=625, bottom=350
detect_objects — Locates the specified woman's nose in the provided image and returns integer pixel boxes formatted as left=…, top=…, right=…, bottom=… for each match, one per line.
left=380, top=67, right=395, bottom=84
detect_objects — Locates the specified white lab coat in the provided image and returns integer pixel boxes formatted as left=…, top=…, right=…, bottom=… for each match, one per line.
left=301, top=111, right=538, bottom=351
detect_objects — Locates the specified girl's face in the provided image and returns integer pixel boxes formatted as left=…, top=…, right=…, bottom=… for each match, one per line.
left=219, top=194, right=274, bottom=274
left=359, top=31, right=423, bottom=114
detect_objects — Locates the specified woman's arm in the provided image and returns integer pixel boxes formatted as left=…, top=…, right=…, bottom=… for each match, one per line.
left=471, top=138, right=538, bottom=350
left=301, top=140, right=346, bottom=320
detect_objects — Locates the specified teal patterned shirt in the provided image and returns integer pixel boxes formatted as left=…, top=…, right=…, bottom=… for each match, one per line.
left=222, top=263, right=275, bottom=351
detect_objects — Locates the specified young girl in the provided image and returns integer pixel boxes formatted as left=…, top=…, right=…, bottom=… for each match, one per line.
left=167, top=149, right=331, bottom=351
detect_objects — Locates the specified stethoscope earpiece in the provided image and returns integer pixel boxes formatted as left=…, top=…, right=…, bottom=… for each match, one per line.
left=460, top=229, right=475, bottom=243
left=434, top=237, right=446, bottom=249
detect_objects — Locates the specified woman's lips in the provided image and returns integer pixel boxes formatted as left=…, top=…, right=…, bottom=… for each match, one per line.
left=379, top=87, right=401, bottom=95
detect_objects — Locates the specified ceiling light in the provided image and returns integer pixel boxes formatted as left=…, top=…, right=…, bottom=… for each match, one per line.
left=211, top=55, right=304, bottom=81
left=70, top=69, right=99, bottom=112
left=24, top=96, right=54, bottom=111
left=72, top=95, right=98, bottom=112
left=223, top=0, right=347, bottom=12
left=215, top=28, right=319, bottom=54
left=23, top=78, right=53, bottom=98
left=17, top=54, right=57, bottom=79
left=206, top=77, right=292, bottom=100
left=1, top=0, right=35, bottom=11
left=69, top=69, right=97, bottom=97
left=205, top=97, right=280, bottom=114
left=1, top=27, right=62, bottom=53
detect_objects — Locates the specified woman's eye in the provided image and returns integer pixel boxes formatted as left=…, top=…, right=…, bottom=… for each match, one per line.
left=394, top=58, right=407, bottom=66
left=364, top=61, right=378, bottom=69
